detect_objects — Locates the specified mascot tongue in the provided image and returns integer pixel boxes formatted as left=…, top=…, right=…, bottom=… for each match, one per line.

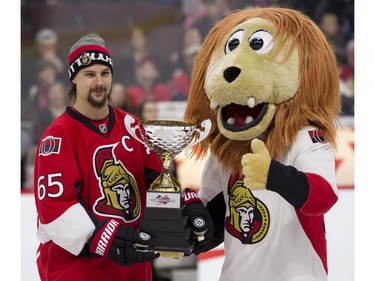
left=223, top=103, right=263, bottom=127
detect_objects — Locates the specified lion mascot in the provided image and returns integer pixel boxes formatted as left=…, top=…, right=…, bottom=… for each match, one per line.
left=184, top=7, right=341, bottom=281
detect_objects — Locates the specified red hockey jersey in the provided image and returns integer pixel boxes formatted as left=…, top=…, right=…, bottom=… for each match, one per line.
left=34, top=106, right=162, bottom=281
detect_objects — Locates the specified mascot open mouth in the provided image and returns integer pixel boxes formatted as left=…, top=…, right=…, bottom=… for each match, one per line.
left=221, top=103, right=268, bottom=132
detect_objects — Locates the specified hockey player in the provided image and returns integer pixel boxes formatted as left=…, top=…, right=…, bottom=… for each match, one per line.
left=33, top=34, right=212, bottom=281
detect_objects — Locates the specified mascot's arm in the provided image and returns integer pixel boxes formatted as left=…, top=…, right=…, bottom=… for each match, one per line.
left=242, top=139, right=338, bottom=216
left=193, top=192, right=226, bottom=255
left=193, top=155, right=226, bottom=255
left=267, top=162, right=338, bottom=215
left=206, top=192, right=226, bottom=241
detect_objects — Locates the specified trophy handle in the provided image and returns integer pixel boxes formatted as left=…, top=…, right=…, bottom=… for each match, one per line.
left=124, top=114, right=151, bottom=154
left=185, top=119, right=212, bottom=153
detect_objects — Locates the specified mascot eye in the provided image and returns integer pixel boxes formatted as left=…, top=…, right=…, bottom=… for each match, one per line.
left=249, top=30, right=274, bottom=55
left=225, top=29, right=244, bottom=53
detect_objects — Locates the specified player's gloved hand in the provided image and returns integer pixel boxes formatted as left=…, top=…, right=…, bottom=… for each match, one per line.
left=88, top=219, right=160, bottom=266
left=241, top=138, right=272, bottom=191
left=181, top=188, right=214, bottom=255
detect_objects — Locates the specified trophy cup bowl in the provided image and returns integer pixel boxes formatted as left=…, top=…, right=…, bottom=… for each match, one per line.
left=141, top=120, right=202, bottom=192
left=124, top=116, right=211, bottom=258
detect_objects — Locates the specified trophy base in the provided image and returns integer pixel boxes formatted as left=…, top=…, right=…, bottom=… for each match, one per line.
left=139, top=205, right=195, bottom=258
left=159, top=251, right=185, bottom=259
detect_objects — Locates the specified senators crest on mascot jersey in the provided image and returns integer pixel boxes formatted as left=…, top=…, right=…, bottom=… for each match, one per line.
left=226, top=178, right=269, bottom=244
left=93, top=144, right=141, bottom=222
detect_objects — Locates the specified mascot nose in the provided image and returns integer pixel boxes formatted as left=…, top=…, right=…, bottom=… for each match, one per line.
left=223, top=66, right=241, bottom=83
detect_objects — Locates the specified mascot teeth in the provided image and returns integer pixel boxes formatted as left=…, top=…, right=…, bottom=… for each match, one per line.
left=247, top=97, right=255, bottom=108
left=227, top=117, right=235, bottom=125
left=245, top=116, right=254, bottom=124
left=220, top=103, right=269, bottom=132
left=210, top=99, right=219, bottom=109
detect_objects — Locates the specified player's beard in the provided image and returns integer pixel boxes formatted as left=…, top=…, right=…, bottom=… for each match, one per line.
left=87, top=85, right=109, bottom=108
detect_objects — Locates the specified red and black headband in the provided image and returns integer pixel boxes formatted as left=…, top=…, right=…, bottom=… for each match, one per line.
left=68, top=44, right=113, bottom=81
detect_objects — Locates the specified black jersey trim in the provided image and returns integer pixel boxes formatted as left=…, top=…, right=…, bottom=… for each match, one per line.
left=65, top=106, right=115, bottom=138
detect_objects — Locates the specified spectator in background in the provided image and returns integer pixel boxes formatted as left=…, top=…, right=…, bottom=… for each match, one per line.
left=117, top=25, right=161, bottom=87
left=339, top=38, right=354, bottom=116
left=109, top=82, right=134, bottom=114
left=22, top=27, right=65, bottom=103
left=183, top=26, right=203, bottom=50
left=25, top=59, right=59, bottom=124
left=319, top=12, right=347, bottom=64
left=169, top=43, right=201, bottom=101
left=166, top=27, right=203, bottom=100
left=35, top=28, right=65, bottom=76
left=166, top=27, right=202, bottom=79
left=127, top=58, right=172, bottom=111
left=192, top=0, right=230, bottom=38
left=34, top=80, right=68, bottom=143
left=340, top=39, right=354, bottom=93
left=181, top=0, right=207, bottom=28
left=138, top=99, right=159, bottom=121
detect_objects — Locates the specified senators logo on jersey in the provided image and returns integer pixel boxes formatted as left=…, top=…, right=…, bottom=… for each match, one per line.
left=308, top=129, right=327, bottom=144
left=225, top=178, right=270, bottom=244
left=39, top=136, right=62, bottom=156
left=93, top=144, right=141, bottom=222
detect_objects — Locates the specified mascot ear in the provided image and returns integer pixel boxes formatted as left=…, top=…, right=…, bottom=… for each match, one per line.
left=241, top=139, right=271, bottom=191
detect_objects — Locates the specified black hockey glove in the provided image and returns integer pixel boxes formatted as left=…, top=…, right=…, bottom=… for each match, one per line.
left=192, top=193, right=225, bottom=255
left=181, top=188, right=215, bottom=255
left=88, top=219, right=160, bottom=266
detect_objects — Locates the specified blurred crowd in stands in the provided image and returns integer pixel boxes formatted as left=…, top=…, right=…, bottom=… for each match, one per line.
left=21, top=0, right=354, bottom=194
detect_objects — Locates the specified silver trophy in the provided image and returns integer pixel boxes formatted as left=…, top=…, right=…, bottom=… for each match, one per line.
left=124, top=115, right=211, bottom=258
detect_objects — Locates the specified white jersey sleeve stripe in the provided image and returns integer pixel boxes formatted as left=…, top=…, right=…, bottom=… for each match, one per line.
left=39, top=203, right=96, bottom=255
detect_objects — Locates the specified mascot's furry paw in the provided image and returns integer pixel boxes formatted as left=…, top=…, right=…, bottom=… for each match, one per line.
left=241, top=139, right=271, bottom=191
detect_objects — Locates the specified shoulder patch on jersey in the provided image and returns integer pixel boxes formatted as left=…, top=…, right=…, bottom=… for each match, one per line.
left=39, top=136, right=62, bottom=156
left=308, top=129, right=327, bottom=144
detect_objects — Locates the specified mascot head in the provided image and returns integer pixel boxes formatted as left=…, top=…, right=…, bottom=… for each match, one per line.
left=184, top=7, right=341, bottom=173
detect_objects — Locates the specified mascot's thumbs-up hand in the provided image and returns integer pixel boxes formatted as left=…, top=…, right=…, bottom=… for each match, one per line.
left=241, top=138, right=272, bottom=191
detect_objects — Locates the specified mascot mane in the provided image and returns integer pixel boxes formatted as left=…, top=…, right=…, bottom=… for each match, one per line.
left=184, top=8, right=341, bottom=173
